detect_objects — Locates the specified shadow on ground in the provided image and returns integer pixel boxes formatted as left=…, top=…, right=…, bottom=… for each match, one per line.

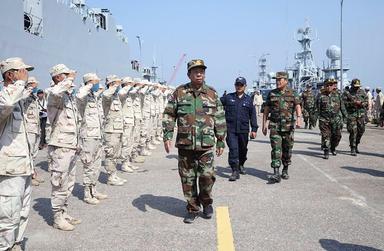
left=98, top=171, right=109, bottom=184
left=341, top=166, right=384, bottom=177
left=132, top=194, right=186, bottom=218
left=35, top=160, right=48, bottom=172
left=165, top=154, right=178, bottom=160
left=72, top=182, right=84, bottom=201
left=32, top=197, right=52, bottom=226
left=319, top=239, right=382, bottom=251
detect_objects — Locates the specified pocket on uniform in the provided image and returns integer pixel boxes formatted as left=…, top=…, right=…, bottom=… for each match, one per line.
left=176, top=126, right=193, bottom=146
left=113, top=117, right=123, bottom=130
left=201, top=128, right=215, bottom=147
left=177, top=103, right=192, bottom=115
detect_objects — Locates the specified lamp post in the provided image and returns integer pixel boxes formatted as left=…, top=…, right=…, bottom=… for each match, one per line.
left=340, top=0, right=344, bottom=90
left=136, top=35, right=142, bottom=65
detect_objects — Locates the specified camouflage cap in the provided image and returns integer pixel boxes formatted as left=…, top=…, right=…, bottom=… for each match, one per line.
left=0, top=57, right=34, bottom=74
left=187, top=59, right=207, bottom=71
left=351, top=78, right=361, bottom=87
left=49, top=64, right=74, bottom=77
left=105, top=75, right=121, bottom=85
left=272, top=71, right=288, bottom=79
left=83, top=73, right=100, bottom=83
left=324, top=78, right=337, bottom=85
left=27, top=76, right=39, bottom=85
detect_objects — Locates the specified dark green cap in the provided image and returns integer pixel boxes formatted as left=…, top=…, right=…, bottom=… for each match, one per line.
left=273, top=71, right=288, bottom=79
left=187, top=59, right=207, bottom=71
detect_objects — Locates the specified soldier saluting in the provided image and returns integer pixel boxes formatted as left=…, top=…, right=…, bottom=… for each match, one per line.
left=162, top=59, right=226, bottom=223
left=262, top=72, right=302, bottom=183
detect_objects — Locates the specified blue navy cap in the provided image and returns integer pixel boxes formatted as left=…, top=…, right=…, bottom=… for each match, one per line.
left=235, top=77, right=246, bottom=85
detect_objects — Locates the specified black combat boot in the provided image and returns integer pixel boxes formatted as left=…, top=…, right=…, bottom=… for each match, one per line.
left=203, top=205, right=213, bottom=219
left=309, top=124, right=312, bottom=130
left=239, top=165, right=246, bottom=175
left=281, top=166, right=289, bottom=180
left=351, top=148, right=357, bottom=156
left=268, top=168, right=281, bottom=183
left=324, top=150, right=329, bottom=159
left=330, top=147, right=337, bottom=156
left=305, top=122, right=308, bottom=129
left=356, top=145, right=360, bottom=154
left=183, top=211, right=198, bottom=224
left=228, top=165, right=240, bottom=181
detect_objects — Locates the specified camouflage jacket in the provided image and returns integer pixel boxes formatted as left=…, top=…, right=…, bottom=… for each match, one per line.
left=23, top=94, right=40, bottom=134
left=342, top=88, right=368, bottom=118
left=316, top=90, right=347, bottom=122
left=162, top=82, right=226, bottom=150
left=265, top=87, right=301, bottom=132
left=0, top=81, right=33, bottom=176
left=102, top=85, right=124, bottom=134
left=301, top=89, right=316, bottom=110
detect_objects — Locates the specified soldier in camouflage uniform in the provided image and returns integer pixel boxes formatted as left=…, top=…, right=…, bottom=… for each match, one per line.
left=301, top=83, right=317, bottom=129
left=262, top=72, right=302, bottom=183
left=316, top=79, right=348, bottom=159
left=77, top=73, right=108, bottom=205
left=0, top=58, right=33, bottom=251
left=343, top=78, right=368, bottom=156
left=102, top=75, right=127, bottom=186
left=47, top=64, right=81, bottom=231
left=162, top=59, right=226, bottom=224
left=119, top=77, right=140, bottom=172
left=24, top=77, right=45, bottom=186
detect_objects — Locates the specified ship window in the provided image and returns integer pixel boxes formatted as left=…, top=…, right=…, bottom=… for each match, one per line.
left=24, top=14, right=32, bottom=32
left=96, top=14, right=106, bottom=30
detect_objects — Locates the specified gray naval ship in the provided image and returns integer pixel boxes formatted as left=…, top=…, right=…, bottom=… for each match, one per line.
left=0, top=0, right=142, bottom=86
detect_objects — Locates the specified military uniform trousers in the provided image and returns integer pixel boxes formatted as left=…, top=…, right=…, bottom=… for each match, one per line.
left=319, top=120, right=342, bottom=151
left=225, top=132, right=249, bottom=168
left=303, top=107, right=317, bottom=127
left=140, top=117, right=150, bottom=145
left=0, top=176, right=31, bottom=251
left=156, top=114, right=163, bottom=138
left=269, top=128, right=294, bottom=168
left=178, top=149, right=216, bottom=213
left=27, top=132, right=40, bottom=160
left=133, top=118, right=144, bottom=152
left=80, top=138, right=102, bottom=186
left=121, top=125, right=135, bottom=162
left=347, top=116, right=365, bottom=148
left=103, top=132, right=122, bottom=174
left=48, top=146, right=78, bottom=214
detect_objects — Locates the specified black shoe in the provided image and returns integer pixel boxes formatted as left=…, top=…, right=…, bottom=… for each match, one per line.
left=228, top=171, right=240, bottom=181
left=305, top=123, right=308, bottom=129
left=281, top=166, right=289, bottom=180
left=203, top=205, right=213, bottom=219
left=351, top=148, right=357, bottom=156
left=183, top=212, right=198, bottom=224
left=309, top=125, right=312, bottom=130
left=268, top=168, right=281, bottom=183
left=324, top=150, right=329, bottom=159
left=239, top=165, right=246, bottom=175
left=331, top=148, right=337, bottom=156
left=356, top=146, right=360, bottom=154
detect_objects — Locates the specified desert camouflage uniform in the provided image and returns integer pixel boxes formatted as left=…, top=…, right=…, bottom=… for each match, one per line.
left=47, top=78, right=80, bottom=223
left=77, top=83, right=105, bottom=201
left=163, top=82, right=226, bottom=212
left=102, top=84, right=125, bottom=183
left=0, top=81, right=33, bottom=250
left=265, top=87, right=301, bottom=168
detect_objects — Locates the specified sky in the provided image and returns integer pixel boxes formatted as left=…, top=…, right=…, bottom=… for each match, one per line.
left=88, top=0, right=384, bottom=94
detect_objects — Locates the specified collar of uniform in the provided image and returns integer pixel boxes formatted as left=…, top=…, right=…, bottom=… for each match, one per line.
left=186, top=82, right=208, bottom=94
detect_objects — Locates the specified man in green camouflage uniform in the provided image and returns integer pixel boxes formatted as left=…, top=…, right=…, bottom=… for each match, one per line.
left=316, top=79, right=348, bottom=159
left=343, top=78, right=368, bottom=156
left=162, top=59, right=226, bottom=224
left=301, top=83, right=317, bottom=129
left=262, top=72, right=302, bottom=183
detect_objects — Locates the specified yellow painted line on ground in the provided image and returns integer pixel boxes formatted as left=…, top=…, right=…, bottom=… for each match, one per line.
left=216, top=206, right=235, bottom=251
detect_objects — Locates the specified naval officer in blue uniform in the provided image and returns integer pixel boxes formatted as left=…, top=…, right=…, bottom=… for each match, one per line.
left=220, top=77, right=258, bottom=181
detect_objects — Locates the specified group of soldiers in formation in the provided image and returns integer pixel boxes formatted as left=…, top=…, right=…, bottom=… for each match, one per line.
left=0, top=57, right=175, bottom=250
left=1, top=56, right=384, bottom=249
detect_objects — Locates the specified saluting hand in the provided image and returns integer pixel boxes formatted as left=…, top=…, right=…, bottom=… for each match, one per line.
left=15, top=69, right=28, bottom=82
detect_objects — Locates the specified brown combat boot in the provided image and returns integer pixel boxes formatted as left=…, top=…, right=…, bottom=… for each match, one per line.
left=53, top=212, right=75, bottom=231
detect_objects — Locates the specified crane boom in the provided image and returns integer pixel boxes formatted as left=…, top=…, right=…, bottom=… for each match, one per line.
left=168, top=53, right=186, bottom=84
